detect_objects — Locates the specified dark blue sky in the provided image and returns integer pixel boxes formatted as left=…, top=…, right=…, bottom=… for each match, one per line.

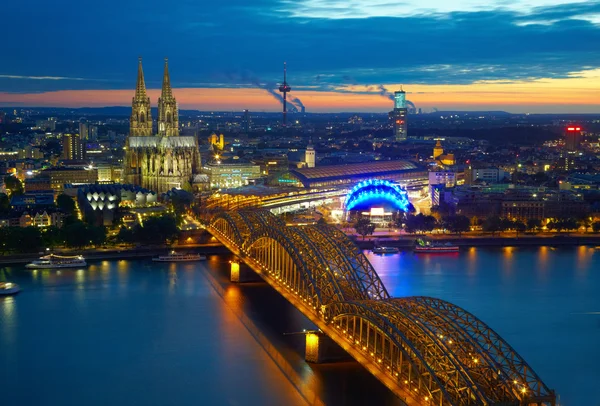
left=1, top=0, right=600, bottom=111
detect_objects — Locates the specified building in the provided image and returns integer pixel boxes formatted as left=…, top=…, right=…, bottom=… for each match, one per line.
left=62, top=133, right=83, bottom=160
left=208, top=133, right=225, bottom=151
left=287, top=160, right=427, bottom=189
left=429, top=171, right=456, bottom=188
left=565, top=126, right=583, bottom=152
left=89, top=125, right=98, bottom=141
left=25, top=177, right=52, bottom=192
left=10, top=192, right=55, bottom=210
left=305, top=141, right=315, bottom=168
left=391, top=90, right=408, bottom=142
left=243, top=110, right=251, bottom=133
left=36, top=118, right=56, bottom=131
left=124, top=58, right=202, bottom=193
left=432, top=140, right=455, bottom=166
left=77, top=183, right=157, bottom=226
left=41, top=167, right=98, bottom=192
left=465, top=167, right=509, bottom=184
left=203, top=161, right=261, bottom=189
left=79, top=123, right=89, bottom=141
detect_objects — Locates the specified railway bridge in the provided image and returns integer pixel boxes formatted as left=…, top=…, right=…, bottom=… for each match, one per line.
left=205, top=209, right=556, bottom=406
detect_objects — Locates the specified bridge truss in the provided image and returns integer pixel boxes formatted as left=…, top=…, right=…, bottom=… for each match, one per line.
left=208, top=210, right=556, bottom=406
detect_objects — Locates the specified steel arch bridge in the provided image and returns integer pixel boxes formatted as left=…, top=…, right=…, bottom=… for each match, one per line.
left=207, top=210, right=555, bottom=406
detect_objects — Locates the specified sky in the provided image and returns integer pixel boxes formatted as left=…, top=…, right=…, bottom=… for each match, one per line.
left=1, top=0, right=600, bottom=113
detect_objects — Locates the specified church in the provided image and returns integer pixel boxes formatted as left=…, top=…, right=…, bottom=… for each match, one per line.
left=124, top=58, right=201, bottom=194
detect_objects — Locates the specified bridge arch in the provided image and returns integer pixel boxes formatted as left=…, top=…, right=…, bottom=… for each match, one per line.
left=344, top=179, right=410, bottom=212
left=324, top=298, right=555, bottom=405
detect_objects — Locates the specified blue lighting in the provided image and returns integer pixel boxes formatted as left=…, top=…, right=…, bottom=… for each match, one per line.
left=344, top=179, right=410, bottom=212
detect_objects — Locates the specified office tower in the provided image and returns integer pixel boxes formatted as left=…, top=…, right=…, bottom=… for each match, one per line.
left=565, top=126, right=583, bottom=152
left=62, top=133, right=83, bottom=160
left=89, top=125, right=98, bottom=141
left=79, top=122, right=89, bottom=140
left=391, top=90, right=408, bottom=142
left=243, top=109, right=251, bottom=133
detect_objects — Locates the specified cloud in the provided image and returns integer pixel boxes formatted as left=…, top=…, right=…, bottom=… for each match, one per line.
left=1, top=0, right=599, bottom=108
left=0, top=74, right=91, bottom=81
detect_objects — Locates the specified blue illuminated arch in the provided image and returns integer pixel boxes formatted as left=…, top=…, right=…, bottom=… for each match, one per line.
left=344, top=179, right=410, bottom=212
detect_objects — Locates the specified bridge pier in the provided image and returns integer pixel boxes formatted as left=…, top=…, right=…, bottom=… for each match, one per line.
left=230, top=258, right=259, bottom=283
left=305, top=331, right=350, bottom=363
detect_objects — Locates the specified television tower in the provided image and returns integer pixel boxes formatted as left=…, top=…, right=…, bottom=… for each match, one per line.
left=278, top=62, right=291, bottom=126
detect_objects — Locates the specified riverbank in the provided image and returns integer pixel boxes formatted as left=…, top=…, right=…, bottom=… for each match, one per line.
left=0, top=243, right=231, bottom=266
left=352, top=234, right=600, bottom=249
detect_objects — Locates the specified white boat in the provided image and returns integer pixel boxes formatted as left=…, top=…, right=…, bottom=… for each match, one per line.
left=0, top=282, right=21, bottom=295
left=25, top=254, right=87, bottom=269
left=372, top=246, right=400, bottom=254
left=152, top=251, right=206, bottom=262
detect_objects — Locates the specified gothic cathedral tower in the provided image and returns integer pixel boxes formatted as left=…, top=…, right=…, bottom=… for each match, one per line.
left=157, top=58, right=179, bottom=137
left=130, top=57, right=153, bottom=136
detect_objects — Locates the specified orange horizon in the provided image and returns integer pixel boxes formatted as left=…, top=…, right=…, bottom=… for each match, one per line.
left=1, top=71, right=600, bottom=113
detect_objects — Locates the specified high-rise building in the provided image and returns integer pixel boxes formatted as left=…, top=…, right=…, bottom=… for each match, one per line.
left=305, top=141, right=315, bottom=168
left=62, top=133, right=83, bottom=160
left=565, top=126, right=583, bottom=152
left=79, top=122, right=89, bottom=140
left=89, top=125, right=98, bottom=141
left=243, top=110, right=251, bottom=134
left=391, top=90, right=408, bottom=142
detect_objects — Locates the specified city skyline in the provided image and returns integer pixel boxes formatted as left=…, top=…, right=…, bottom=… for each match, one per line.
left=2, top=0, right=600, bottom=113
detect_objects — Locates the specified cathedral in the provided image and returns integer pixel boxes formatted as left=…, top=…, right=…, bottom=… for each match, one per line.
left=124, top=58, right=201, bottom=194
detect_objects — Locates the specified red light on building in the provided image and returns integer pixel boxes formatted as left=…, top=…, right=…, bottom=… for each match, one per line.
left=567, top=126, right=582, bottom=132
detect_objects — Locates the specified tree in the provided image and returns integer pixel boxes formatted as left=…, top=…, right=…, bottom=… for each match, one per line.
left=526, top=218, right=542, bottom=233
left=56, top=194, right=76, bottom=216
left=482, top=216, right=502, bottom=235
left=592, top=222, right=600, bottom=233
left=499, top=218, right=514, bottom=232
left=513, top=220, right=527, bottom=237
left=444, top=215, right=471, bottom=236
left=137, top=215, right=179, bottom=245
left=41, top=226, right=64, bottom=248
left=354, top=217, right=376, bottom=240
left=63, top=221, right=89, bottom=248
left=117, top=226, right=135, bottom=244
left=316, top=217, right=327, bottom=226
left=3, top=175, right=23, bottom=196
left=0, top=193, right=9, bottom=213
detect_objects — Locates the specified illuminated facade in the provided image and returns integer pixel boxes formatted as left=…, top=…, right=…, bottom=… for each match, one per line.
left=203, top=162, right=261, bottom=189
left=305, top=141, right=315, bottom=168
left=392, top=90, right=408, bottom=142
left=344, top=179, right=410, bottom=212
left=62, top=133, right=83, bottom=160
left=125, top=58, right=201, bottom=193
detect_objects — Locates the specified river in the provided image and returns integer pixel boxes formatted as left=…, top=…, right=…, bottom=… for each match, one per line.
left=1, top=246, right=598, bottom=405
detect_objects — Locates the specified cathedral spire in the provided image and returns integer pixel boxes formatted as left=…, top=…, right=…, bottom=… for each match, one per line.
left=161, top=58, right=173, bottom=100
left=158, top=57, right=179, bottom=136
left=135, top=57, right=148, bottom=99
left=130, top=57, right=153, bottom=136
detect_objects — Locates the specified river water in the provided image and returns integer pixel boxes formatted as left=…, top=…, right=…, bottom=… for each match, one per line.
left=1, top=246, right=598, bottom=405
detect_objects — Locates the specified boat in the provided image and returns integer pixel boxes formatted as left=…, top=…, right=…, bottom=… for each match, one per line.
left=372, top=246, right=400, bottom=254
left=0, top=282, right=20, bottom=296
left=152, top=251, right=206, bottom=262
left=25, top=254, right=87, bottom=269
left=414, top=238, right=459, bottom=254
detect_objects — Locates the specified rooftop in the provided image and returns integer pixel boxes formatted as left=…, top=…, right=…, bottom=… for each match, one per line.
left=291, top=160, right=420, bottom=181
